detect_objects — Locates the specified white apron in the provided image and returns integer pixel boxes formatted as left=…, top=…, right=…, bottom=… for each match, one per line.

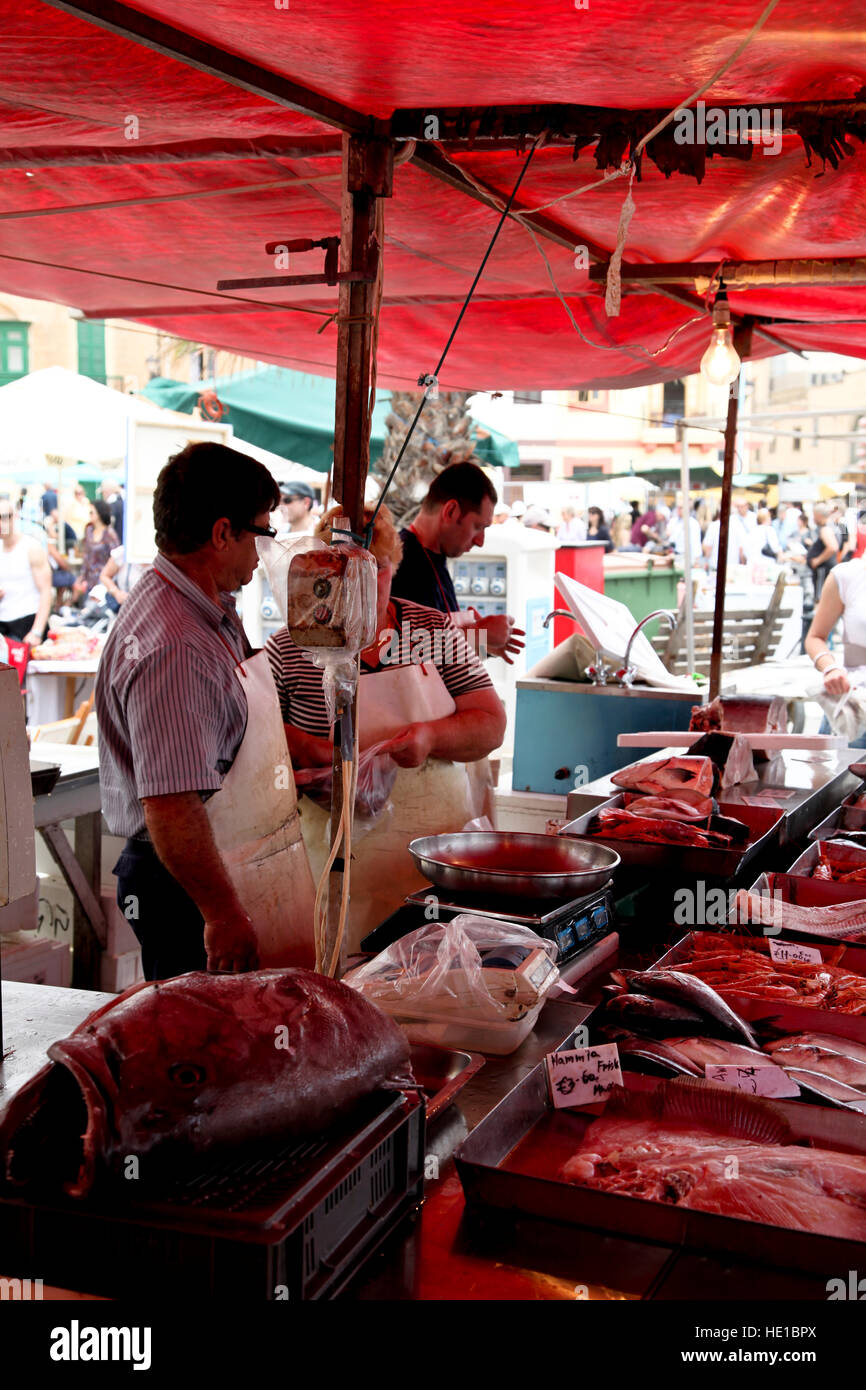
left=300, top=662, right=493, bottom=953
left=205, top=649, right=316, bottom=969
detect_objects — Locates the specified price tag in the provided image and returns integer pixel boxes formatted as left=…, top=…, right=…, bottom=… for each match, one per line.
left=770, top=938, right=823, bottom=965
left=705, top=1063, right=801, bottom=1099
left=546, top=1044, right=622, bottom=1110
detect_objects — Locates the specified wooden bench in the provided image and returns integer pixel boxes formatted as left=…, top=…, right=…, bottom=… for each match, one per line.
left=650, top=573, right=793, bottom=677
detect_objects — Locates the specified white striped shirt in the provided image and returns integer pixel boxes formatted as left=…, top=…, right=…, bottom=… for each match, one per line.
left=265, top=597, right=492, bottom=737
left=96, top=553, right=252, bottom=837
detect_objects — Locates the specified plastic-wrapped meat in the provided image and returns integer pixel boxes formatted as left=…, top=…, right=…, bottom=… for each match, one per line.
left=0, top=969, right=414, bottom=1198
left=611, top=756, right=715, bottom=797
left=621, top=792, right=715, bottom=823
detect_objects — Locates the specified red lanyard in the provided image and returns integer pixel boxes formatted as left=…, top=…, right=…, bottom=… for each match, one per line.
left=409, top=525, right=454, bottom=613
left=154, top=567, right=248, bottom=672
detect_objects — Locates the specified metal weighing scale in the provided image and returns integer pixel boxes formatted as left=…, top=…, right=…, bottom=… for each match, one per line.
left=360, top=880, right=616, bottom=968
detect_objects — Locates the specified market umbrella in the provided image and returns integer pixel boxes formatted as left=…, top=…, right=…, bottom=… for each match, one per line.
left=142, top=367, right=519, bottom=474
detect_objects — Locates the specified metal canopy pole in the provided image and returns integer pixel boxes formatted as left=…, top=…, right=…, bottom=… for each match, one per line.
left=676, top=421, right=696, bottom=674
left=326, top=133, right=393, bottom=977
left=709, top=322, right=754, bottom=700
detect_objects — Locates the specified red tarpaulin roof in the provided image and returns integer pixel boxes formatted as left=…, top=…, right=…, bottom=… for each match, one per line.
left=2, top=1, right=866, bottom=388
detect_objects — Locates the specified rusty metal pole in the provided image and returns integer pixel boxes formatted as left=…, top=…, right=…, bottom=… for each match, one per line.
left=326, top=133, right=393, bottom=975
left=709, top=322, right=753, bottom=700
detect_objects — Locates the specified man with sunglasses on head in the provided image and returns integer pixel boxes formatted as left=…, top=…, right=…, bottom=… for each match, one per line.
left=0, top=496, right=52, bottom=647
left=96, top=442, right=316, bottom=980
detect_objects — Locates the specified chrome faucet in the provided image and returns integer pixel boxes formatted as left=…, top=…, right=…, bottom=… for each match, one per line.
left=542, top=609, right=610, bottom=684
left=620, top=609, right=678, bottom=686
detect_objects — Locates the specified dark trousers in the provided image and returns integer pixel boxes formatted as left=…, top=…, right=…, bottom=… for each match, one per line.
left=114, top=839, right=207, bottom=980
left=0, top=613, right=36, bottom=641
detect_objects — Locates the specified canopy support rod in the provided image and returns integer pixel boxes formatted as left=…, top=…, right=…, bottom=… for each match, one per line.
left=676, top=421, right=696, bottom=674
left=326, top=133, right=393, bottom=978
left=40, top=0, right=369, bottom=134
left=709, top=321, right=753, bottom=700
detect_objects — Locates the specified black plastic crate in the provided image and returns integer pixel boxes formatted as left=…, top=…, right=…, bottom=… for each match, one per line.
left=0, top=1091, right=425, bottom=1300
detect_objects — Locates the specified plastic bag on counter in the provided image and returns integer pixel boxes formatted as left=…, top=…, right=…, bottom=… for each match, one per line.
left=812, top=666, right=866, bottom=741
left=256, top=529, right=377, bottom=721
left=346, top=916, right=559, bottom=1021
left=294, top=740, right=399, bottom=832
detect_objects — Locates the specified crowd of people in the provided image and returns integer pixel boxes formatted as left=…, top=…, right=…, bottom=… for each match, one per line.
left=497, top=494, right=864, bottom=594
left=0, top=477, right=131, bottom=645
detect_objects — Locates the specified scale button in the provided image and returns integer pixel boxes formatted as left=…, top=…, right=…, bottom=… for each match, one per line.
left=557, top=925, right=575, bottom=952
left=591, top=905, right=608, bottom=929
left=574, top=914, right=590, bottom=941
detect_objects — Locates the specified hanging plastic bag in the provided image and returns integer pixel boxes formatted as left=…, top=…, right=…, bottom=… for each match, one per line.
left=256, top=530, right=377, bottom=721
left=294, top=740, right=399, bottom=831
left=812, top=667, right=866, bottom=741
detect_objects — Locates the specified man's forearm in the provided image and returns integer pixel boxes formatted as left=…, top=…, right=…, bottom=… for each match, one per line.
left=142, top=792, right=246, bottom=921
left=426, top=709, right=505, bottom=762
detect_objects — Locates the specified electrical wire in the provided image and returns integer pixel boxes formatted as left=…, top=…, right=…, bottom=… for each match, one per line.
left=367, top=136, right=541, bottom=532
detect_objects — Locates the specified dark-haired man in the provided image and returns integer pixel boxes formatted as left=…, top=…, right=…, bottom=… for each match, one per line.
left=391, top=461, right=525, bottom=663
left=96, top=441, right=316, bottom=979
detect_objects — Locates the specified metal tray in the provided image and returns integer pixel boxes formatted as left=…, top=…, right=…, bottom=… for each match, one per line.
left=652, top=930, right=866, bottom=1048
left=753, top=869, right=866, bottom=912
left=809, top=803, right=866, bottom=841
left=410, top=1042, right=485, bottom=1119
left=788, top=840, right=866, bottom=900
left=455, top=1069, right=866, bottom=1277
left=561, top=797, right=782, bottom=879
left=408, top=831, right=619, bottom=900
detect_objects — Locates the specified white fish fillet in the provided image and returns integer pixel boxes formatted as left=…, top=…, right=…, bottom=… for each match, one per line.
left=731, top=889, right=866, bottom=939
left=666, top=1036, right=771, bottom=1069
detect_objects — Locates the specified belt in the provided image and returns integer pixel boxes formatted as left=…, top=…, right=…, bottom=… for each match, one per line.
left=131, top=830, right=152, bottom=844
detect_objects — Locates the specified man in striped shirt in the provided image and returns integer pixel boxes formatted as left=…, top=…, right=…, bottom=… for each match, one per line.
left=96, top=442, right=282, bottom=979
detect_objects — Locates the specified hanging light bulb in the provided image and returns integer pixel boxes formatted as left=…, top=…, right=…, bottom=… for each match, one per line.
left=700, top=288, right=741, bottom=388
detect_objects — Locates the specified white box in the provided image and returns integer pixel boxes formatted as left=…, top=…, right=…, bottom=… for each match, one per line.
left=493, top=784, right=569, bottom=835
left=100, top=949, right=144, bottom=994
left=0, top=933, right=71, bottom=987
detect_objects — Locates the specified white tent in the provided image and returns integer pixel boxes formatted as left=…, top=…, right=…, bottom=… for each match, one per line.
left=0, top=366, right=318, bottom=481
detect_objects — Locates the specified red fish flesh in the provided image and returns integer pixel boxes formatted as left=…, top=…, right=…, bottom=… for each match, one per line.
left=690, top=695, right=786, bottom=736
left=0, top=969, right=413, bottom=1198
left=587, top=808, right=732, bottom=848
left=611, top=756, right=715, bottom=797
left=562, top=1079, right=866, bottom=1240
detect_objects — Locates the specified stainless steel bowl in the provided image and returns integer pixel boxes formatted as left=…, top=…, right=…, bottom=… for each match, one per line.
left=408, top=831, right=620, bottom=900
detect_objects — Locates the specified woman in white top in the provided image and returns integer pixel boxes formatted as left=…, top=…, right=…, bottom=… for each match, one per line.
left=0, top=499, right=52, bottom=645
left=805, top=558, right=866, bottom=746
left=748, top=508, right=782, bottom=563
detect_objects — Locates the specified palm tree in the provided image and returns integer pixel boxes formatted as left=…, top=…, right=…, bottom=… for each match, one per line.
left=371, top=389, right=479, bottom=527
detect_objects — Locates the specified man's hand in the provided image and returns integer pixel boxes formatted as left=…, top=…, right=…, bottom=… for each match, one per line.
left=204, top=909, right=260, bottom=973
left=477, top=614, right=525, bottom=664
left=22, top=627, right=42, bottom=648
left=380, top=722, right=435, bottom=768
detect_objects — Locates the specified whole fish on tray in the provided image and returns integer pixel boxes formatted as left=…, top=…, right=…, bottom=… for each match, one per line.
left=586, top=808, right=734, bottom=849
left=621, top=792, right=716, bottom=823
left=561, top=1079, right=866, bottom=1240
left=612, top=755, right=715, bottom=798
left=0, top=969, right=413, bottom=1198
left=611, top=967, right=759, bottom=1047
left=764, top=1039, right=866, bottom=1089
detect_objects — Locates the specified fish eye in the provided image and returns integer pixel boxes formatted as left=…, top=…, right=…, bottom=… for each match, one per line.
left=168, top=1063, right=206, bottom=1088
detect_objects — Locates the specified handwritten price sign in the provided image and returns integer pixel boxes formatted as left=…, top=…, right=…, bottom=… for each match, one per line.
left=769, top=939, right=822, bottom=966
left=705, top=1063, right=800, bottom=1099
left=546, top=1044, right=622, bottom=1110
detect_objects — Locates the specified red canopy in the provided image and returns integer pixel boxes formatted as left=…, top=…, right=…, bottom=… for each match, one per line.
left=2, top=0, right=866, bottom=387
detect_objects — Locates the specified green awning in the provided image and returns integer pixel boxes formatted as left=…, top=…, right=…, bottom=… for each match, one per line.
left=141, top=367, right=518, bottom=475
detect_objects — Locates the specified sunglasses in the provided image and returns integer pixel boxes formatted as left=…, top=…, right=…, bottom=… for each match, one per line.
left=243, top=522, right=277, bottom=539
